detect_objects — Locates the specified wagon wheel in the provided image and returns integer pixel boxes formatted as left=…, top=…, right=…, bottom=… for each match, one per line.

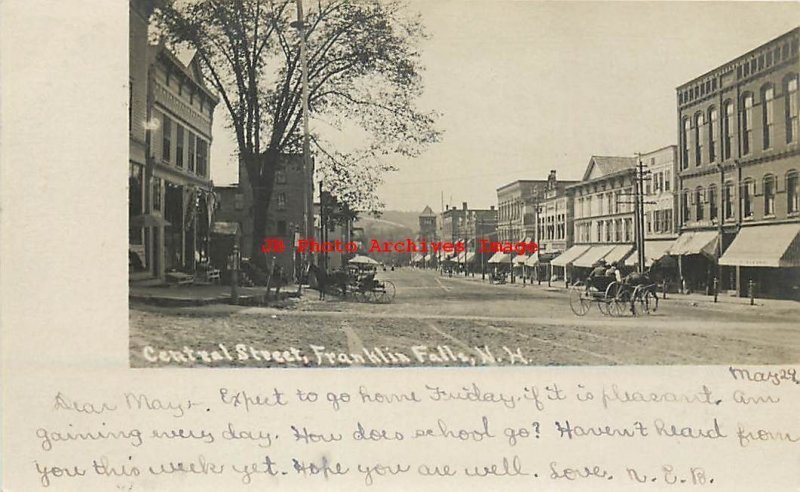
left=601, top=282, right=618, bottom=317
left=611, top=288, right=632, bottom=317
left=597, top=298, right=611, bottom=316
left=569, top=287, right=591, bottom=316
left=631, top=286, right=649, bottom=316
left=643, top=287, right=659, bottom=313
left=377, top=281, right=396, bottom=303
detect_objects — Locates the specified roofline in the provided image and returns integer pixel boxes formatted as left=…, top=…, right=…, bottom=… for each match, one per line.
left=496, top=179, right=548, bottom=193
left=153, top=44, right=221, bottom=103
left=676, top=26, right=799, bottom=90
left=566, top=167, right=636, bottom=190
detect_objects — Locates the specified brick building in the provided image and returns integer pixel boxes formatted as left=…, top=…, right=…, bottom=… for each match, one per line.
left=418, top=205, right=437, bottom=241
left=215, top=154, right=313, bottom=279
left=439, top=202, right=497, bottom=269
left=496, top=180, right=547, bottom=243
left=676, top=27, right=800, bottom=298
left=530, top=170, right=579, bottom=279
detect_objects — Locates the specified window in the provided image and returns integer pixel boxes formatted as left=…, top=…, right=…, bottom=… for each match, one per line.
left=742, top=94, right=753, bottom=155
left=788, top=171, right=799, bottom=214
left=664, top=170, right=671, bottom=192
left=152, top=178, right=162, bottom=211
left=607, top=192, right=614, bottom=214
left=624, top=218, right=632, bottom=242
left=695, top=113, right=704, bottom=165
left=787, top=76, right=799, bottom=143
left=708, top=108, right=718, bottom=162
left=723, top=101, right=734, bottom=159
left=276, top=167, right=287, bottom=184
left=162, top=116, right=171, bottom=162
left=762, top=86, right=774, bottom=149
left=646, top=212, right=652, bottom=234
left=741, top=178, right=754, bottom=218
left=234, top=193, right=244, bottom=210
left=708, top=184, right=718, bottom=221
left=682, top=118, right=691, bottom=168
left=188, top=133, right=196, bottom=173
left=695, top=187, right=704, bottom=221
left=763, top=175, right=776, bottom=216
left=196, top=138, right=208, bottom=177
left=723, top=181, right=734, bottom=220
left=681, top=190, right=690, bottom=223
left=176, top=125, right=184, bottom=168
left=277, top=192, right=287, bottom=210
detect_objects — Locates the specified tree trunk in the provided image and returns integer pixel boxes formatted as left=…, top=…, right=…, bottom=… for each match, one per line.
left=243, top=151, right=278, bottom=269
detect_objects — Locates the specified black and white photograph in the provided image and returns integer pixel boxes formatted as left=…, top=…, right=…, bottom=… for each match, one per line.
left=127, top=0, right=800, bottom=368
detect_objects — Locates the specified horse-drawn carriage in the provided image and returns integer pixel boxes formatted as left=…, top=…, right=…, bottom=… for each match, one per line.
left=312, top=257, right=396, bottom=303
left=569, top=272, right=659, bottom=317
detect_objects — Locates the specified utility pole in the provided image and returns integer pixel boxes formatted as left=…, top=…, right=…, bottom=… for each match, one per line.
left=292, top=0, right=312, bottom=275
left=636, top=154, right=647, bottom=271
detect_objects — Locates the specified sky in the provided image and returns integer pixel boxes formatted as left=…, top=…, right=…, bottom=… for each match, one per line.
left=210, top=1, right=799, bottom=212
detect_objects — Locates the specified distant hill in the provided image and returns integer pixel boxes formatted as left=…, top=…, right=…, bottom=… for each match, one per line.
left=354, top=210, right=423, bottom=264
left=364, top=210, right=423, bottom=232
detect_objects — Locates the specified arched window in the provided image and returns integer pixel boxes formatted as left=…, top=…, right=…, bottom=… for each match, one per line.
left=787, top=170, right=799, bottom=214
left=681, top=189, right=690, bottom=223
left=761, top=85, right=774, bottom=149
left=741, top=178, right=754, bottom=218
left=694, top=187, right=704, bottom=221
left=786, top=75, right=799, bottom=143
left=723, top=101, right=734, bottom=159
left=723, top=181, right=735, bottom=220
left=708, top=184, right=718, bottom=221
left=742, top=94, right=754, bottom=155
left=682, top=118, right=691, bottom=168
left=708, top=107, right=718, bottom=162
left=763, top=174, right=776, bottom=216
left=694, top=113, right=704, bottom=165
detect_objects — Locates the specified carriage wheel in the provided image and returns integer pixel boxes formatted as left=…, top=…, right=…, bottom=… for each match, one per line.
left=378, top=281, right=396, bottom=303
left=631, top=287, right=649, bottom=316
left=569, top=288, right=591, bottom=316
left=643, top=288, right=659, bottom=313
left=611, top=289, right=632, bottom=317
left=598, top=299, right=611, bottom=316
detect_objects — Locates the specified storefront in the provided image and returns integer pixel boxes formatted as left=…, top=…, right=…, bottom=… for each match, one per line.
left=719, top=223, right=800, bottom=299
left=667, top=230, right=718, bottom=294
left=550, top=244, right=592, bottom=286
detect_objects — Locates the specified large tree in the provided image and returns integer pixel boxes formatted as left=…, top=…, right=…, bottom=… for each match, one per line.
left=156, top=0, right=440, bottom=258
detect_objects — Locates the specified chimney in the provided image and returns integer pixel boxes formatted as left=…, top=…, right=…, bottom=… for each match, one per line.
left=490, top=205, right=495, bottom=210
left=462, top=202, right=467, bottom=211
left=549, top=169, right=557, bottom=179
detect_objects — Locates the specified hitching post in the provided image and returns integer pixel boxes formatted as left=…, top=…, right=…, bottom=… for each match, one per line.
left=231, top=242, right=239, bottom=303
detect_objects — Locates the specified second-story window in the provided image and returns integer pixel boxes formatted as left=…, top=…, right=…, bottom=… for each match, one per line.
left=762, top=85, right=774, bottom=149
left=276, top=167, right=287, bottom=184
left=694, top=113, right=704, bottom=165
left=787, top=76, right=799, bottom=143
left=788, top=170, right=799, bottom=214
left=708, top=185, right=718, bottom=221
left=277, top=192, right=287, bottom=210
left=708, top=108, right=718, bottom=162
left=188, top=133, right=195, bottom=173
left=741, top=178, right=754, bottom=218
left=695, top=187, right=704, bottom=221
left=196, top=138, right=208, bottom=177
left=681, top=190, right=690, bottom=223
left=682, top=118, right=691, bottom=168
left=763, top=174, right=776, bottom=216
left=162, top=116, right=171, bottom=162
left=742, top=94, right=753, bottom=155
left=176, top=124, right=184, bottom=168
left=723, top=101, right=734, bottom=159
left=723, top=181, right=734, bottom=220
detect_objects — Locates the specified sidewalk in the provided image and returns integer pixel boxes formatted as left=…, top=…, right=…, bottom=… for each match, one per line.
left=435, top=270, right=800, bottom=310
left=129, top=283, right=303, bottom=307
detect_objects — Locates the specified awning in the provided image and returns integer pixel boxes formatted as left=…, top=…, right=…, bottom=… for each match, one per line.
left=514, top=254, right=528, bottom=264
left=572, top=245, right=616, bottom=268
left=525, top=251, right=540, bottom=267
left=551, top=244, right=592, bottom=267
left=464, top=252, right=476, bottom=263
left=210, top=221, right=240, bottom=236
left=624, top=239, right=675, bottom=267
left=603, top=244, right=634, bottom=265
left=424, top=254, right=432, bottom=262
left=667, top=230, right=718, bottom=258
left=411, top=253, right=424, bottom=262
left=457, top=251, right=466, bottom=263
left=720, top=223, right=800, bottom=267
left=488, top=252, right=511, bottom=264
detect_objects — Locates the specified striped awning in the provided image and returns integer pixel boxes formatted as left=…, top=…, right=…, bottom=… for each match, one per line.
left=488, top=252, right=511, bottom=264
left=720, top=223, right=800, bottom=267
left=572, top=245, right=616, bottom=268
left=551, top=244, right=592, bottom=267
left=624, top=239, right=675, bottom=267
